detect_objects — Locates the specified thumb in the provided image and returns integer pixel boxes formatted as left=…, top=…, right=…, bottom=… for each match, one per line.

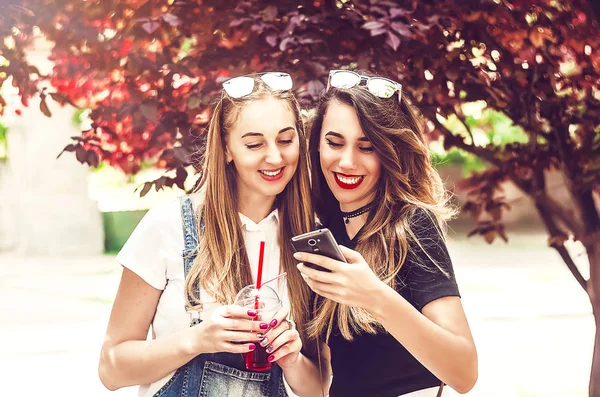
left=338, top=245, right=363, bottom=263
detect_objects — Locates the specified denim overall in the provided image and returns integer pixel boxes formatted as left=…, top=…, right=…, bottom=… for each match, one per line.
left=152, top=197, right=288, bottom=397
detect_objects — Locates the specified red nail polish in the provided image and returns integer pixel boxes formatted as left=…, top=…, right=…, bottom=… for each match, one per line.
left=260, top=323, right=268, bottom=330
left=249, top=344, right=256, bottom=351
left=268, top=355, right=275, bottom=362
left=247, top=310, right=257, bottom=317
left=269, top=319, right=278, bottom=328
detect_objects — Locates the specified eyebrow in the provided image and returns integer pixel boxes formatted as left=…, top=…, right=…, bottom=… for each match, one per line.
left=241, top=126, right=296, bottom=138
left=325, top=130, right=370, bottom=142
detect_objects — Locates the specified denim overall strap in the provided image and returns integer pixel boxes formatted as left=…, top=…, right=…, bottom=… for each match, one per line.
left=180, top=196, right=203, bottom=326
left=180, top=196, right=200, bottom=275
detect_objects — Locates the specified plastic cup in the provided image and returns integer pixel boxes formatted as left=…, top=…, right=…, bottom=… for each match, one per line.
left=234, top=284, right=282, bottom=371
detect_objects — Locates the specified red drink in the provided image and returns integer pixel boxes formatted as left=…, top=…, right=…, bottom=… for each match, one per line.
left=235, top=285, right=281, bottom=372
left=245, top=344, right=272, bottom=372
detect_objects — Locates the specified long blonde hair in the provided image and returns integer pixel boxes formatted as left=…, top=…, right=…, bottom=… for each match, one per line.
left=185, top=75, right=318, bottom=357
left=308, top=75, right=457, bottom=342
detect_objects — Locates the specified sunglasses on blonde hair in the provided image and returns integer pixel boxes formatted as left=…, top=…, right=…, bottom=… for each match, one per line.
left=222, top=72, right=293, bottom=99
left=327, top=70, right=402, bottom=100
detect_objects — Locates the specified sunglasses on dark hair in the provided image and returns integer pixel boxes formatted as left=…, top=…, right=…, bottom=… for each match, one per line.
left=222, top=72, right=293, bottom=99
left=327, top=70, right=402, bottom=100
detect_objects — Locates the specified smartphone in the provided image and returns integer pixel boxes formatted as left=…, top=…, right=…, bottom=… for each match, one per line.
left=290, top=228, right=347, bottom=272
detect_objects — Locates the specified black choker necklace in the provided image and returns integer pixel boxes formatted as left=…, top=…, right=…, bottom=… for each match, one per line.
left=341, top=202, right=375, bottom=224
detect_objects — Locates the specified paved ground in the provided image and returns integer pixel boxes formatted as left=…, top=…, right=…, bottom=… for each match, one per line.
left=0, top=229, right=594, bottom=397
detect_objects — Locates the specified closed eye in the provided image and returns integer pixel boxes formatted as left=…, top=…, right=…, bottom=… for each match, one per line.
left=325, top=139, right=343, bottom=148
left=245, top=143, right=263, bottom=149
left=359, top=147, right=374, bottom=153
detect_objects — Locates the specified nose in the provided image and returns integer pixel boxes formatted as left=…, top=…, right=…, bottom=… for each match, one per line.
left=265, top=143, right=283, bottom=165
left=338, top=147, right=357, bottom=170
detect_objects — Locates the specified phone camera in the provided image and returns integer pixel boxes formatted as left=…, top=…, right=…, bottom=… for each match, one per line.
left=308, top=239, right=317, bottom=246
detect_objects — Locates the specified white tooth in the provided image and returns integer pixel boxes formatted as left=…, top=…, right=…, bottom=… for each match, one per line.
left=337, top=174, right=362, bottom=184
left=262, top=169, right=281, bottom=176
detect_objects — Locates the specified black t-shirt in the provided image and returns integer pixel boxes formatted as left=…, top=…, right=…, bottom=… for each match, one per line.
left=325, top=209, right=460, bottom=397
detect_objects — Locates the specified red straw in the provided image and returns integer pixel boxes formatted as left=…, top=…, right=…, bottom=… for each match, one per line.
left=256, top=241, right=265, bottom=289
left=254, top=241, right=266, bottom=311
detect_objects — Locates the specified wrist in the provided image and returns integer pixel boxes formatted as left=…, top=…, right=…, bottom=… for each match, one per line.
left=280, top=351, right=304, bottom=371
left=180, top=322, right=205, bottom=356
left=364, top=281, right=395, bottom=319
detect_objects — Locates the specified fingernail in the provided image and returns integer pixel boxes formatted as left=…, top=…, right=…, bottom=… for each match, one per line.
left=249, top=344, right=256, bottom=351
left=268, top=355, right=275, bottom=362
left=269, top=319, right=278, bottom=328
left=247, top=310, right=257, bottom=317
left=293, top=253, right=301, bottom=259
left=260, top=323, right=268, bottom=330
left=266, top=345, right=273, bottom=353
left=260, top=338, right=269, bottom=347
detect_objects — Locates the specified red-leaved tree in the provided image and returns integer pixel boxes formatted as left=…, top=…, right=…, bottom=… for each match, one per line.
left=2, top=0, right=600, bottom=394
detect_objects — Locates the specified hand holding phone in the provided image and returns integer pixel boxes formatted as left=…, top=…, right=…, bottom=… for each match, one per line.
left=290, top=228, right=347, bottom=272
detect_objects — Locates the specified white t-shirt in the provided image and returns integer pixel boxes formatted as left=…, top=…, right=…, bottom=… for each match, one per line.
left=116, top=198, right=289, bottom=397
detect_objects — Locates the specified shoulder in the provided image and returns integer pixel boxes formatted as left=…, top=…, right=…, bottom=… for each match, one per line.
left=141, top=197, right=185, bottom=230
left=405, top=207, right=445, bottom=241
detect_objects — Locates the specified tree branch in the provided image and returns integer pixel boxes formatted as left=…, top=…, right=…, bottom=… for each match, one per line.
left=577, top=189, right=600, bottom=246
left=454, top=107, right=476, bottom=146
left=434, top=118, right=502, bottom=168
left=533, top=194, right=586, bottom=237
left=553, top=124, right=600, bottom=239
left=534, top=202, right=588, bottom=292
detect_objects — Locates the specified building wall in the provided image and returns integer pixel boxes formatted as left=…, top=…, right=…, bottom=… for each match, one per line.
left=0, top=37, right=103, bottom=255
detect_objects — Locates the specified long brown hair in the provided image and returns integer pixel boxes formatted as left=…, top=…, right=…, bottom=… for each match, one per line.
left=185, top=75, right=318, bottom=357
left=308, top=72, right=457, bottom=341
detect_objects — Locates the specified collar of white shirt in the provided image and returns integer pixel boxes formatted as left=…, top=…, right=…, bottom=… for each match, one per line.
left=238, top=209, right=279, bottom=232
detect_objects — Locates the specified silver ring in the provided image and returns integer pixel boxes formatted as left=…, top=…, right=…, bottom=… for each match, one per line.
left=286, top=319, right=296, bottom=330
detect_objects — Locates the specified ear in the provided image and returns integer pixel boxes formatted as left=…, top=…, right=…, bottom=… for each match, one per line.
left=225, top=145, right=233, bottom=164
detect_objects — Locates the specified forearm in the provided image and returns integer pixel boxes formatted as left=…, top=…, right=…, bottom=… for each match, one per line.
left=282, top=353, right=331, bottom=397
left=99, top=326, right=203, bottom=390
left=366, top=284, right=477, bottom=393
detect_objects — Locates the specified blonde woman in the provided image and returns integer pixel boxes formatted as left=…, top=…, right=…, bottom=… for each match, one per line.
left=296, top=70, right=478, bottom=397
left=99, top=73, right=328, bottom=397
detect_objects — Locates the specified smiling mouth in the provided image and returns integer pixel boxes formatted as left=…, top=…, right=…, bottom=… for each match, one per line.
left=333, top=172, right=365, bottom=189
left=259, top=167, right=285, bottom=181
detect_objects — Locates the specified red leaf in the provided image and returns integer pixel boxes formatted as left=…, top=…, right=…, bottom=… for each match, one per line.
left=390, top=8, right=412, bottom=18
left=87, top=150, right=99, bottom=168
left=370, top=27, right=388, bottom=37
left=175, top=167, right=188, bottom=190
left=142, top=21, right=160, bottom=34
left=390, top=22, right=411, bottom=37
left=40, top=96, right=52, bottom=117
left=75, top=146, right=87, bottom=163
left=139, top=182, right=152, bottom=197
left=266, top=35, right=277, bottom=47
left=483, top=231, right=496, bottom=244
left=385, top=32, right=400, bottom=51
left=362, top=21, right=386, bottom=30
left=49, top=92, right=78, bottom=108
left=56, top=144, right=77, bottom=159
left=162, top=13, right=181, bottom=26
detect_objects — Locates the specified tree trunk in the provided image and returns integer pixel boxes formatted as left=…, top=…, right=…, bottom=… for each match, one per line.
left=592, top=313, right=600, bottom=397
left=588, top=241, right=600, bottom=397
